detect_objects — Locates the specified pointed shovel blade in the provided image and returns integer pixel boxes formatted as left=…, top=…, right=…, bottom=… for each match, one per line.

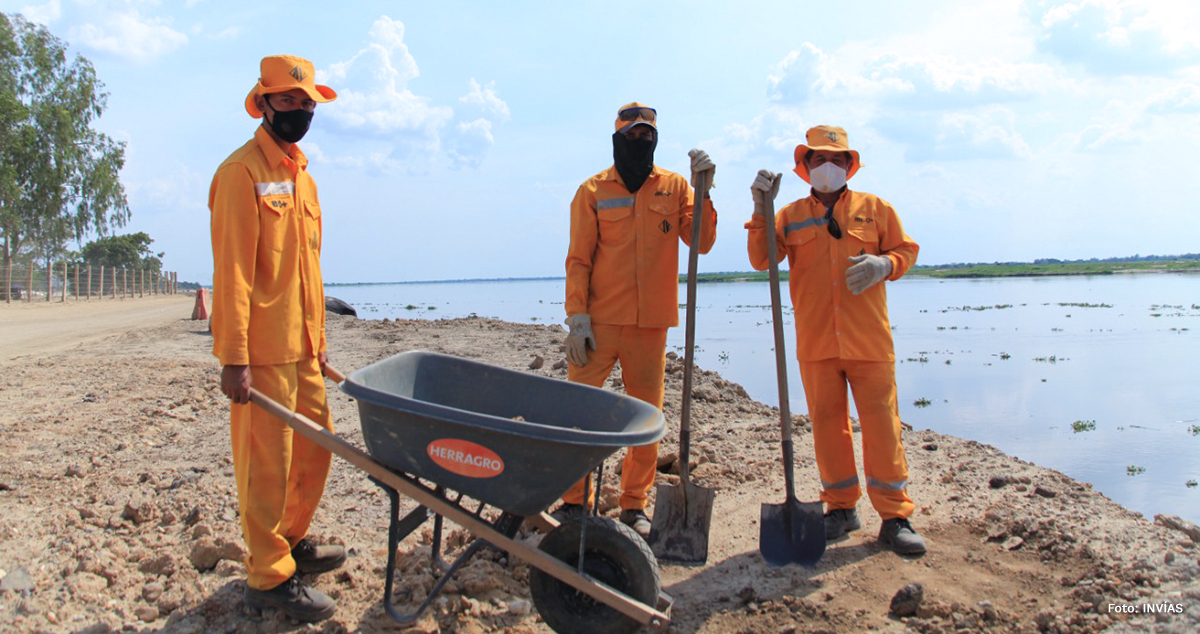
left=648, top=479, right=715, bottom=564
left=759, top=498, right=825, bottom=568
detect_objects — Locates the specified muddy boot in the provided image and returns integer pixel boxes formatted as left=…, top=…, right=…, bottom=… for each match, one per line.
left=549, top=503, right=584, bottom=524
left=619, top=509, right=652, bottom=539
left=878, top=518, right=926, bottom=555
left=244, top=574, right=336, bottom=622
left=824, top=508, right=861, bottom=540
left=291, top=538, right=346, bottom=574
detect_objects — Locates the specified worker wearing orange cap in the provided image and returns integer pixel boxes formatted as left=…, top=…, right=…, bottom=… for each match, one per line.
left=210, top=55, right=343, bottom=621
left=558, top=102, right=718, bottom=538
left=745, top=125, right=925, bottom=555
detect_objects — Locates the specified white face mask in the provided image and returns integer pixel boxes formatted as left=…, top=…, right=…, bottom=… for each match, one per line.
left=810, top=162, right=848, bottom=193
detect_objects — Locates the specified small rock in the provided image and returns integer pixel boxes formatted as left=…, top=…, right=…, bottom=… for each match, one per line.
left=183, top=506, right=202, bottom=526
left=922, top=443, right=938, bottom=451
left=189, top=539, right=223, bottom=571
left=1002, top=536, right=1025, bottom=551
left=551, top=359, right=567, bottom=370
left=142, top=582, right=164, bottom=602
left=123, top=500, right=154, bottom=525
left=0, top=482, right=13, bottom=491
left=1034, top=486, right=1057, bottom=498
left=0, top=568, right=34, bottom=592
left=134, top=605, right=158, bottom=622
left=507, top=599, right=532, bottom=616
left=65, top=465, right=84, bottom=478
left=192, top=524, right=212, bottom=539
left=528, top=355, right=545, bottom=370
left=66, top=572, right=109, bottom=596
left=737, top=585, right=758, bottom=605
left=889, top=583, right=923, bottom=617
left=657, top=451, right=678, bottom=470
left=1154, top=514, right=1200, bottom=544
left=977, top=600, right=997, bottom=621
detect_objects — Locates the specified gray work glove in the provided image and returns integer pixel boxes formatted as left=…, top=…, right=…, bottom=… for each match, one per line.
left=564, top=314, right=596, bottom=367
left=688, top=148, right=716, bottom=190
left=750, top=169, right=781, bottom=217
left=845, top=254, right=893, bottom=295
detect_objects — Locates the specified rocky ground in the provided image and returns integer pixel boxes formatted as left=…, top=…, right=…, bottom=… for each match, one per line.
left=1, top=302, right=1198, bottom=633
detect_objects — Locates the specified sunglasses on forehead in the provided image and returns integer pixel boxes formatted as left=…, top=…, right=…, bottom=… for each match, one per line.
left=618, top=107, right=657, bottom=122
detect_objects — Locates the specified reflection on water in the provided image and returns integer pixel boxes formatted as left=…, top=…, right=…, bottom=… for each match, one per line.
left=327, top=274, right=1200, bottom=523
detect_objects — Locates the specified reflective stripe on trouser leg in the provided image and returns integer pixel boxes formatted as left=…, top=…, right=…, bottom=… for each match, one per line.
left=278, top=356, right=333, bottom=546
left=799, top=358, right=861, bottom=510
left=846, top=359, right=914, bottom=519
left=563, top=325, right=667, bottom=510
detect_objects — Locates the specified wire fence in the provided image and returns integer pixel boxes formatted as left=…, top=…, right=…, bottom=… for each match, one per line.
left=2, top=262, right=178, bottom=303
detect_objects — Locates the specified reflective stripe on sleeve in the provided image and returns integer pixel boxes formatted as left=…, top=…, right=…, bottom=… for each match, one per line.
left=597, top=196, right=636, bottom=210
left=821, top=474, right=860, bottom=491
left=867, top=476, right=908, bottom=491
left=255, top=181, right=296, bottom=196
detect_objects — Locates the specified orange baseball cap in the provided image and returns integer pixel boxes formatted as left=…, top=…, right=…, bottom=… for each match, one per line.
left=244, top=55, right=337, bottom=118
left=792, top=125, right=862, bottom=183
left=615, top=101, right=657, bottom=133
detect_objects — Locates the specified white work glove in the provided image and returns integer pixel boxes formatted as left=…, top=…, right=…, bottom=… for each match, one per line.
left=564, top=314, right=596, bottom=367
left=750, top=169, right=781, bottom=217
left=688, top=148, right=716, bottom=190
left=845, top=254, right=893, bottom=295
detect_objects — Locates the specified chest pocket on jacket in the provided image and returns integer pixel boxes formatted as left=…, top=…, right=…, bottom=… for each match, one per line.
left=596, top=202, right=634, bottom=246
left=259, top=194, right=293, bottom=253
left=649, top=201, right=677, bottom=239
left=845, top=216, right=880, bottom=255
left=784, top=225, right=819, bottom=269
left=303, top=200, right=321, bottom=253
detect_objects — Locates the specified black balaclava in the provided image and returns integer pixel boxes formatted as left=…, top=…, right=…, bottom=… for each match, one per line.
left=612, top=127, right=657, bottom=193
left=263, top=94, right=314, bottom=144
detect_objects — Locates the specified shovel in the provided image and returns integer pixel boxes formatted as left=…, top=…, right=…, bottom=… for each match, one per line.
left=648, top=168, right=715, bottom=564
left=757, top=174, right=825, bottom=568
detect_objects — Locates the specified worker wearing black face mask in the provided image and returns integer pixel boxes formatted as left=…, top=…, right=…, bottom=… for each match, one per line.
left=558, top=102, right=719, bottom=538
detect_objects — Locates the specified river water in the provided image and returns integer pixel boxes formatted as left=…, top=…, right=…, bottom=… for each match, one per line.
left=327, top=273, right=1200, bottom=524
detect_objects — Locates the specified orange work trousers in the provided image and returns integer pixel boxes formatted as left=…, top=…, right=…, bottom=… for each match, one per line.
left=563, top=324, right=667, bottom=511
left=230, top=356, right=333, bottom=590
left=798, top=357, right=914, bottom=519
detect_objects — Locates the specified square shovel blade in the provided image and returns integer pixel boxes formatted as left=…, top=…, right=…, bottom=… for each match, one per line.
left=759, top=498, right=825, bottom=568
left=648, top=480, right=715, bottom=564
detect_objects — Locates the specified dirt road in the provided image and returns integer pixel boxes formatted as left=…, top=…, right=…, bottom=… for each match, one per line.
left=0, top=295, right=194, bottom=362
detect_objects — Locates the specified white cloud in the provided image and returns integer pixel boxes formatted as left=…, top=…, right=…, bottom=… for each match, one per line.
left=19, top=0, right=61, bottom=24
left=459, top=79, right=510, bottom=120
left=315, top=15, right=506, bottom=172
left=1033, top=0, right=1200, bottom=74
left=1145, top=82, right=1200, bottom=113
left=67, top=2, right=188, bottom=63
left=876, top=107, right=1033, bottom=161
left=212, top=25, right=239, bottom=40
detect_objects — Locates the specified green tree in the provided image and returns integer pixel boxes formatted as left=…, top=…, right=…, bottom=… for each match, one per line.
left=0, top=13, right=129, bottom=275
left=81, top=232, right=162, bottom=273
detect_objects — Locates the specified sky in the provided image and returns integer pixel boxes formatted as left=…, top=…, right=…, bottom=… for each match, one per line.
left=5, top=0, right=1200, bottom=284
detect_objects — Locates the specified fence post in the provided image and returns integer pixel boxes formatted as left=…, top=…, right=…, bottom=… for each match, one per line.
left=61, top=261, right=67, bottom=302
left=28, top=264, right=34, bottom=303
left=111, top=267, right=116, bottom=299
left=123, top=268, right=128, bottom=299
left=45, top=262, right=51, bottom=302
left=4, top=259, right=10, bottom=305
left=73, top=264, right=79, bottom=301
left=172, top=272, right=177, bottom=294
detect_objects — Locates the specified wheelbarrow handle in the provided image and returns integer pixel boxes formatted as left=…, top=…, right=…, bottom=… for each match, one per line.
left=322, top=363, right=347, bottom=384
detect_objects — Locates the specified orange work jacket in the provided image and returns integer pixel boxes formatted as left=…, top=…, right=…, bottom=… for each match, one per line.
left=209, top=126, right=326, bottom=367
left=566, top=165, right=717, bottom=328
left=746, top=188, right=917, bottom=362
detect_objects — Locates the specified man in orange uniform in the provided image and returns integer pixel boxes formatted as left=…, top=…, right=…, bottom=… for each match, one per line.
left=746, top=125, right=925, bottom=555
left=559, top=102, right=718, bottom=538
left=210, top=55, right=345, bottom=621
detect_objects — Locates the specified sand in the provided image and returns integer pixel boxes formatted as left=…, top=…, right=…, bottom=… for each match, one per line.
left=0, top=296, right=1197, bottom=633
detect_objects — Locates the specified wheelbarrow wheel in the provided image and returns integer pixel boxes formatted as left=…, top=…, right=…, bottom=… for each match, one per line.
left=529, top=515, right=659, bottom=634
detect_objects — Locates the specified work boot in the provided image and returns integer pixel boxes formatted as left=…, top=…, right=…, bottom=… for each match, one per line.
left=244, top=574, right=336, bottom=622
left=824, top=507, right=862, bottom=540
left=549, top=503, right=584, bottom=524
left=619, top=509, right=652, bottom=539
left=878, top=517, right=927, bottom=555
left=291, top=538, right=346, bottom=574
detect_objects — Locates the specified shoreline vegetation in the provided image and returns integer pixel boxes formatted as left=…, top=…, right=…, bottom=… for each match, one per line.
left=320, top=254, right=1200, bottom=287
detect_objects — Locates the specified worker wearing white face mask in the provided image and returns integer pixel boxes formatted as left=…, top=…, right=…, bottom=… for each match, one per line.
left=745, top=125, right=924, bottom=555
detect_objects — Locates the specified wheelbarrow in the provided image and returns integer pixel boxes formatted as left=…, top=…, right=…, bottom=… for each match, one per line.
left=249, top=350, right=673, bottom=633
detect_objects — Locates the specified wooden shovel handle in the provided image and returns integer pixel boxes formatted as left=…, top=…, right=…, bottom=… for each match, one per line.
left=762, top=182, right=798, bottom=501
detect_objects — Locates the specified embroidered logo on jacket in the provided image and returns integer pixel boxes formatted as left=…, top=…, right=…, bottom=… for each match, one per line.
left=654, top=190, right=671, bottom=196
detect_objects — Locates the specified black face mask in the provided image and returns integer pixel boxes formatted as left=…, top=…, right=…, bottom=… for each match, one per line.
left=612, top=130, right=657, bottom=193
left=263, top=95, right=314, bottom=143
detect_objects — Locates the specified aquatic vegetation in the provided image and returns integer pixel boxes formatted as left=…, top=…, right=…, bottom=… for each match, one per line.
left=1127, top=465, right=1146, bottom=476
left=1187, top=480, right=1198, bottom=488
left=1188, top=425, right=1200, bottom=436
left=914, top=398, right=932, bottom=407
left=1058, top=302, right=1112, bottom=308
left=999, top=352, right=1011, bottom=360
left=1071, top=420, right=1096, bottom=433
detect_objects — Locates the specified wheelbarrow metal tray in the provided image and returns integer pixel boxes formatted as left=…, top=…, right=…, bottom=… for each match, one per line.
left=341, top=350, right=665, bottom=517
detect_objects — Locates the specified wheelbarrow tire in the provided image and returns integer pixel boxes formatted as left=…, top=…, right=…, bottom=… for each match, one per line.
left=529, top=515, right=659, bottom=634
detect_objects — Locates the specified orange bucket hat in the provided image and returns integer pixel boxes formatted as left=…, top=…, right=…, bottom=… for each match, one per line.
left=244, top=55, right=337, bottom=118
left=792, top=125, right=862, bottom=183
left=614, top=101, right=657, bottom=133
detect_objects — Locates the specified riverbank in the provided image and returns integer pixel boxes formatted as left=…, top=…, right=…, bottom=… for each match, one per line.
left=0, top=304, right=1197, bottom=632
